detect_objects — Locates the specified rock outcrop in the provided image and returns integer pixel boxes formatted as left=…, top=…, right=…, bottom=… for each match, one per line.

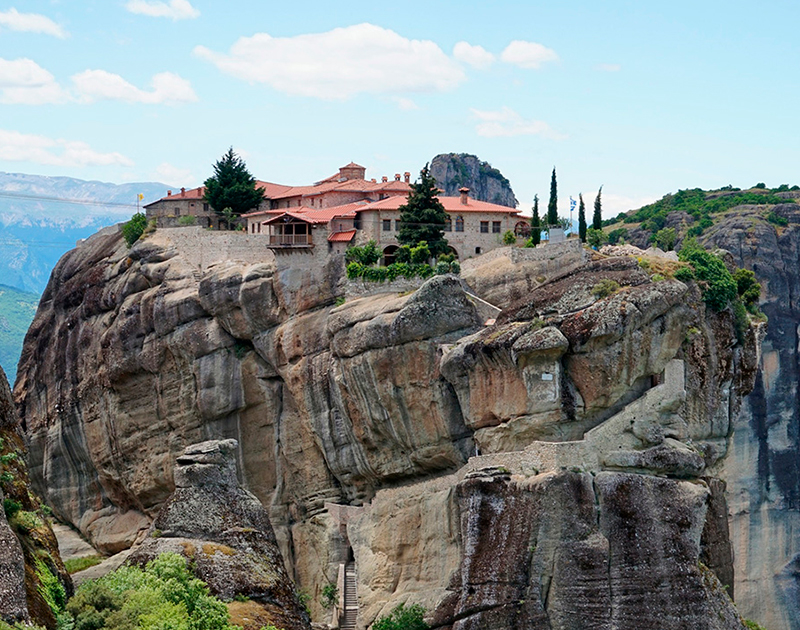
left=1, top=366, right=70, bottom=628
left=127, top=439, right=311, bottom=630
left=14, top=226, right=760, bottom=628
left=430, top=153, right=518, bottom=208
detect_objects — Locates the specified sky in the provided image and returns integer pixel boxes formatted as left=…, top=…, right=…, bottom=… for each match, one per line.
left=1, top=0, right=799, bottom=217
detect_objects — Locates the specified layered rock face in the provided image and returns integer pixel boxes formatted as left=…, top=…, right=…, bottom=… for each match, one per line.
left=1, top=366, right=70, bottom=628
left=14, top=227, right=759, bottom=628
left=703, top=204, right=800, bottom=630
left=430, top=153, right=518, bottom=207
left=127, top=439, right=310, bottom=630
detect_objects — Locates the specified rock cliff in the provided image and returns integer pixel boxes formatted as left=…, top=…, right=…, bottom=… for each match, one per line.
left=1, top=366, right=70, bottom=628
left=14, top=226, right=759, bottom=628
left=430, top=153, right=518, bottom=208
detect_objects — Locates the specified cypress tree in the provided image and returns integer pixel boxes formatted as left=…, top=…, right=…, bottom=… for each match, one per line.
left=530, top=194, right=541, bottom=245
left=578, top=193, right=587, bottom=242
left=547, top=167, right=558, bottom=226
left=593, top=186, right=603, bottom=230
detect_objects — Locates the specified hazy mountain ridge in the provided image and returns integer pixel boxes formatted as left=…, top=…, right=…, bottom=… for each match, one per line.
left=0, top=284, right=39, bottom=382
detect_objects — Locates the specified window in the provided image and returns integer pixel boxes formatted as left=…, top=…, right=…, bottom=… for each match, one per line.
left=480, top=221, right=489, bottom=233
left=455, top=216, right=464, bottom=232
left=383, top=219, right=392, bottom=231
left=475, top=247, right=482, bottom=254
left=492, top=221, right=501, bottom=234
left=174, top=207, right=180, bottom=216
left=203, top=203, right=209, bottom=212
left=444, top=216, right=452, bottom=232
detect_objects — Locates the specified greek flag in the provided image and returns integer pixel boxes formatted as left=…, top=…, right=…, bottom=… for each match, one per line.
left=570, top=196, right=576, bottom=211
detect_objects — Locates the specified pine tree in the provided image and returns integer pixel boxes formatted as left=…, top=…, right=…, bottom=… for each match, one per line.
left=578, top=193, right=587, bottom=243
left=530, top=194, right=541, bottom=245
left=592, top=186, right=603, bottom=230
left=397, top=165, right=449, bottom=257
left=204, top=148, right=265, bottom=224
left=547, top=167, right=558, bottom=227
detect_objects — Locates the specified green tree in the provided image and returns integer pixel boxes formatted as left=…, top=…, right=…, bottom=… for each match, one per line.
left=372, top=604, right=429, bottom=630
left=586, top=227, right=607, bottom=248
left=203, top=148, right=265, bottom=227
left=578, top=193, right=587, bottom=242
left=592, top=186, right=603, bottom=230
left=529, top=195, right=542, bottom=246
left=654, top=227, right=676, bottom=251
left=122, top=212, right=148, bottom=247
left=547, top=168, right=558, bottom=226
left=397, top=165, right=449, bottom=257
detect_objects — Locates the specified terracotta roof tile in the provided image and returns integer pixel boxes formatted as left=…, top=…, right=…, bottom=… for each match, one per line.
left=358, top=195, right=520, bottom=214
left=328, top=229, right=357, bottom=243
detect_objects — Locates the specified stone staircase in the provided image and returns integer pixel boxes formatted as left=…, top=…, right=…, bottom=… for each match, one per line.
left=340, top=561, right=358, bottom=630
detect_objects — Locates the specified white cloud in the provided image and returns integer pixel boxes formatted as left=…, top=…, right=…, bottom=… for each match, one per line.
left=0, top=129, right=133, bottom=167
left=453, top=42, right=495, bottom=69
left=194, top=23, right=465, bottom=100
left=471, top=107, right=565, bottom=140
left=597, top=63, right=621, bottom=72
left=0, top=8, right=66, bottom=38
left=395, top=97, right=420, bottom=111
left=501, top=40, right=558, bottom=69
left=72, top=70, right=197, bottom=104
left=0, top=58, right=68, bottom=104
left=154, top=162, right=193, bottom=184
left=600, top=192, right=658, bottom=216
left=124, top=0, right=199, bottom=20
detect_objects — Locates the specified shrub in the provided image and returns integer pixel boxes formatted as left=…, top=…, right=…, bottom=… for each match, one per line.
left=3, top=497, right=21, bottom=519
left=767, top=211, right=788, bottom=226
left=36, top=558, right=66, bottom=616
left=345, top=241, right=381, bottom=266
left=591, top=279, right=620, bottom=299
left=395, top=245, right=412, bottom=264
left=321, top=584, right=338, bottom=610
left=733, top=298, right=750, bottom=344
left=449, top=261, right=460, bottom=275
left=673, top=266, right=694, bottom=282
left=435, top=261, right=451, bottom=275
left=744, top=620, right=768, bottom=630
left=65, top=556, right=104, bottom=575
left=177, top=216, right=196, bottom=226
left=733, top=268, right=761, bottom=308
left=678, top=238, right=737, bottom=311
left=121, top=213, right=148, bottom=247
left=372, top=603, right=429, bottom=630
left=607, top=227, right=628, bottom=245
left=409, top=241, right=431, bottom=265
left=524, top=237, right=537, bottom=248
left=437, top=253, right=455, bottom=264
left=654, top=227, right=677, bottom=251
left=502, top=230, right=516, bottom=245
left=346, top=262, right=364, bottom=280
left=586, top=228, right=607, bottom=248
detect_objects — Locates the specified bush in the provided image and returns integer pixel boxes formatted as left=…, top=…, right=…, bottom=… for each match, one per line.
left=678, top=238, right=737, bottom=311
left=586, top=228, right=607, bottom=248
left=177, top=216, right=196, bottom=226
left=346, top=262, right=364, bottom=280
left=733, top=268, right=761, bottom=308
left=673, top=266, right=695, bottom=282
left=449, top=261, right=460, bottom=275
left=372, top=603, right=429, bottom=630
left=437, top=253, right=455, bottom=264
left=121, top=213, right=148, bottom=247
left=36, top=558, right=66, bottom=616
left=767, top=211, right=788, bottom=226
left=409, top=241, right=431, bottom=265
left=607, top=227, right=628, bottom=245
left=3, top=497, right=21, bottom=519
left=395, top=245, right=412, bottom=264
left=502, top=230, right=516, bottom=245
left=435, top=261, right=451, bottom=275
left=654, top=227, right=677, bottom=251
left=320, top=584, right=338, bottom=610
left=345, top=241, right=381, bottom=266
left=591, top=279, right=620, bottom=299
left=524, top=237, right=537, bottom=248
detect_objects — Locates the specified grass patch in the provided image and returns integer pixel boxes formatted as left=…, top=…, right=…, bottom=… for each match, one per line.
left=64, top=555, right=104, bottom=574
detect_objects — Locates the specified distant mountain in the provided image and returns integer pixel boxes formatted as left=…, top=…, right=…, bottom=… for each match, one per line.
left=0, top=172, right=170, bottom=294
left=430, top=153, right=518, bottom=208
left=0, top=283, right=39, bottom=382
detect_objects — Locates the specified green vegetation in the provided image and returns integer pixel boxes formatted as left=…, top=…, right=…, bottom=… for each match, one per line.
left=442, top=153, right=511, bottom=191
left=320, top=584, right=338, bottom=610
left=122, top=212, right=148, bottom=247
left=615, top=187, right=789, bottom=237
left=345, top=241, right=457, bottom=283
left=397, top=165, right=449, bottom=257
left=345, top=240, right=381, bottom=266
left=578, top=193, right=587, bottom=242
left=0, top=283, right=39, bottom=381
left=744, top=620, right=768, bottom=630
left=547, top=168, right=558, bottom=226
left=591, top=279, right=621, bottom=299
left=766, top=210, right=788, bottom=226
left=530, top=194, right=541, bottom=246
left=204, top=148, right=265, bottom=221
left=3, top=497, right=21, bottom=519
left=586, top=227, right=607, bottom=248
left=372, top=603, right=429, bottom=630
left=65, top=555, right=104, bottom=575
left=64, top=552, right=239, bottom=630
left=654, top=227, right=677, bottom=251
left=502, top=230, right=516, bottom=245
left=1, top=435, right=18, bottom=486
left=678, top=238, right=737, bottom=311
left=177, top=216, right=197, bottom=226
left=593, top=187, right=603, bottom=230
left=36, top=557, right=66, bottom=618
left=607, top=227, right=628, bottom=245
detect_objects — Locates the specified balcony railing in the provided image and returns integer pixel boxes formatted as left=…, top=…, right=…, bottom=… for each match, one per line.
left=268, top=234, right=312, bottom=247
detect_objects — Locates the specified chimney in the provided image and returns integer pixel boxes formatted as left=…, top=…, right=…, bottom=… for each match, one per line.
left=459, top=187, right=470, bottom=205
left=404, top=172, right=410, bottom=183
left=167, top=190, right=172, bottom=196
left=180, top=187, right=186, bottom=197
left=382, top=176, right=388, bottom=183
left=394, top=173, right=401, bottom=181
left=371, top=178, right=376, bottom=183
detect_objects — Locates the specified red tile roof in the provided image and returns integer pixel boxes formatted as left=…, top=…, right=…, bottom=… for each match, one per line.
left=358, top=195, right=520, bottom=214
left=145, top=180, right=292, bottom=206
left=328, top=229, right=357, bottom=243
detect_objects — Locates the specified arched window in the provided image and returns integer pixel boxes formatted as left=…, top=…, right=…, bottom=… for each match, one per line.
left=455, top=216, right=464, bottom=232
left=444, top=215, right=452, bottom=232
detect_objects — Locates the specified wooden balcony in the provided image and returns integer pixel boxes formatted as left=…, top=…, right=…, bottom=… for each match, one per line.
left=268, top=234, right=312, bottom=248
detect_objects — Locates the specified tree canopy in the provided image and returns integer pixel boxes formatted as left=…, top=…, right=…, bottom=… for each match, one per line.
left=203, top=148, right=265, bottom=219
left=547, top=168, right=558, bottom=226
left=397, top=165, right=449, bottom=257
left=592, top=186, right=603, bottom=230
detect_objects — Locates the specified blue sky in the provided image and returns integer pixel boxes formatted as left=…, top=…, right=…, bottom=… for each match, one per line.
left=1, top=0, right=798, bottom=216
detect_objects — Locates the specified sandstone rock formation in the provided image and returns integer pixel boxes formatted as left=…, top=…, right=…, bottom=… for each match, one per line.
left=127, top=439, right=311, bottom=630
left=14, top=226, right=760, bottom=628
left=430, top=153, right=518, bottom=207
left=1, top=366, right=70, bottom=629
